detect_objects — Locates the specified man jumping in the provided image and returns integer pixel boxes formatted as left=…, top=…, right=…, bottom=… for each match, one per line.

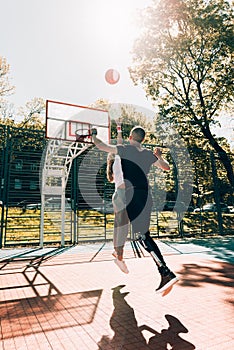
left=92, top=126, right=178, bottom=294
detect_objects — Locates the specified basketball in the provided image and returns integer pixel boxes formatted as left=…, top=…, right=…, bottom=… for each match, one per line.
left=105, top=69, right=120, bottom=85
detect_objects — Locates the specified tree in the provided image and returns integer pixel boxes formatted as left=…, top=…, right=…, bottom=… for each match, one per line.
left=0, top=98, right=15, bottom=124
left=0, top=57, right=15, bottom=124
left=91, top=99, right=155, bottom=142
left=0, top=57, right=15, bottom=97
left=17, top=97, right=46, bottom=129
left=129, top=0, right=234, bottom=188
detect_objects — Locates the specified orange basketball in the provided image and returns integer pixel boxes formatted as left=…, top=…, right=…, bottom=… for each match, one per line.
left=105, top=69, right=120, bottom=85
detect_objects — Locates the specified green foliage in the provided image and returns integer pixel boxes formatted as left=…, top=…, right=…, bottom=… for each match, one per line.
left=130, top=0, right=234, bottom=186
left=131, top=0, right=234, bottom=118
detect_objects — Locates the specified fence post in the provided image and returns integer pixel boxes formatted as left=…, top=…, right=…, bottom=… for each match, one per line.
left=0, top=127, right=4, bottom=248
left=0, top=126, right=11, bottom=247
left=210, top=151, right=224, bottom=235
left=0, top=201, right=3, bottom=248
left=71, top=156, right=78, bottom=244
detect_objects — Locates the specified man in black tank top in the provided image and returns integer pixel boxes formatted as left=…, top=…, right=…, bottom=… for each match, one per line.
left=92, top=126, right=178, bottom=295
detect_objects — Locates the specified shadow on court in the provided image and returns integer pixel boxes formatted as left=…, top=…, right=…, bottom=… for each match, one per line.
left=178, top=261, right=234, bottom=288
left=168, top=236, right=234, bottom=263
left=97, top=285, right=195, bottom=350
left=0, top=266, right=103, bottom=338
left=187, top=237, right=234, bottom=263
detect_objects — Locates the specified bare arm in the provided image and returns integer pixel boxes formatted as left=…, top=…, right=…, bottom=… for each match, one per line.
left=92, top=130, right=117, bottom=154
left=116, top=120, right=123, bottom=145
left=153, top=148, right=170, bottom=171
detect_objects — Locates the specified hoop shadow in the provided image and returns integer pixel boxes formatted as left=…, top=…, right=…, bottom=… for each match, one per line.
left=0, top=266, right=102, bottom=339
left=98, top=285, right=195, bottom=349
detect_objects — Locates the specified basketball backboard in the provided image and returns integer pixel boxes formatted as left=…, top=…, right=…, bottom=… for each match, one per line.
left=46, top=100, right=110, bottom=143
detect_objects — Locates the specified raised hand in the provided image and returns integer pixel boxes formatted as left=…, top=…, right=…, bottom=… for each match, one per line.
left=154, top=147, right=162, bottom=158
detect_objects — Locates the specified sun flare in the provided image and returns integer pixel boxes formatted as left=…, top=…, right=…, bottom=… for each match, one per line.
left=84, top=0, right=149, bottom=61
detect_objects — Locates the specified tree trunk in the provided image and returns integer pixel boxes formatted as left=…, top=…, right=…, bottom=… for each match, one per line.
left=202, top=126, right=234, bottom=190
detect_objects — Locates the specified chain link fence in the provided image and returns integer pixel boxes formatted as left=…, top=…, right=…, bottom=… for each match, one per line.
left=0, top=125, right=233, bottom=247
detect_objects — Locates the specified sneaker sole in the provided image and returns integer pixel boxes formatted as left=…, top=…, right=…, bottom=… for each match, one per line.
left=114, top=259, right=129, bottom=274
left=162, top=285, right=173, bottom=297
left=155, top=277, right=179, bottom=294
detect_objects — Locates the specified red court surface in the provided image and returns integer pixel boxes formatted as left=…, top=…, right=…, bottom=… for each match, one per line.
left=0, top=239, right=234, bottom=349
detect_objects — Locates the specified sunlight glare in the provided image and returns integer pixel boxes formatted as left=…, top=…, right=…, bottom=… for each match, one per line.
left=87, top=0, right=149, bottom=60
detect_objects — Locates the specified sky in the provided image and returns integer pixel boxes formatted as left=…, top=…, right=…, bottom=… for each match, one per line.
left=0, top=0, right=233, bottom=147
left=0, top=0, right=154, bottom=113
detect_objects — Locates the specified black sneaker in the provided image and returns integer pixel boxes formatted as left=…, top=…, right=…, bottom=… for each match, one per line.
left=156, top=271, right=178, bottom=294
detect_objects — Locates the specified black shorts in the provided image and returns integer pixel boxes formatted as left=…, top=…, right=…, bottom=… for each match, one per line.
left=125, top=187, right=153, bottom=236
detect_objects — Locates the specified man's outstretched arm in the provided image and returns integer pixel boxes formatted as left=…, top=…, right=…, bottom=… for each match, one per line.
left=92, top=129, right=117, bottom=154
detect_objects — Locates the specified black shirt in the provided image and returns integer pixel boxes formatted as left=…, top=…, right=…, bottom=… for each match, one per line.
left=117, top=144, right=157, bottom=189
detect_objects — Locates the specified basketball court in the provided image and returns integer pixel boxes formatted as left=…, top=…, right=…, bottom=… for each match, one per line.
left=0, top=237, right=234, bottom=349
left=1, top=100, right=233, bottom=349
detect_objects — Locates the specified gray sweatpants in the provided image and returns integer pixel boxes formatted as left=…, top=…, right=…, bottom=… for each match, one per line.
left=112, top=188, right=129, bottom=250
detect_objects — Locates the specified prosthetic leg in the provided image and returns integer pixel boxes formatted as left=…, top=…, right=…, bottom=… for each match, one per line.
left=137, top=231, right=178, bottom=295
left=137, top=231, right=168, bottom=270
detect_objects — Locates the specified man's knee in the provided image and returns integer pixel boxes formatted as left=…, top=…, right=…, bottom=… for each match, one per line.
left=136, top=231, right=150, bottom=240
left=136, top=231, right=153, bottom=251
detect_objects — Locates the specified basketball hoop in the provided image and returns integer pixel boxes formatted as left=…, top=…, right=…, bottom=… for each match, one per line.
left=45, top=100, right=110, bottom=143
left=75, top=129, right=92, bottom=143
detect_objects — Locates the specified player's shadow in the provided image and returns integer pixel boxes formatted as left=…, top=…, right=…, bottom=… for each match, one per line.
left=141, top=315, right=196, bottom=350
left=97, top=285, right=195, bottom=349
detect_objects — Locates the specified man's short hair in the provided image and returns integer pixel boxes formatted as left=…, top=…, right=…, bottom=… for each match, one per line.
left=130, top=126, right=145, bottom=143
